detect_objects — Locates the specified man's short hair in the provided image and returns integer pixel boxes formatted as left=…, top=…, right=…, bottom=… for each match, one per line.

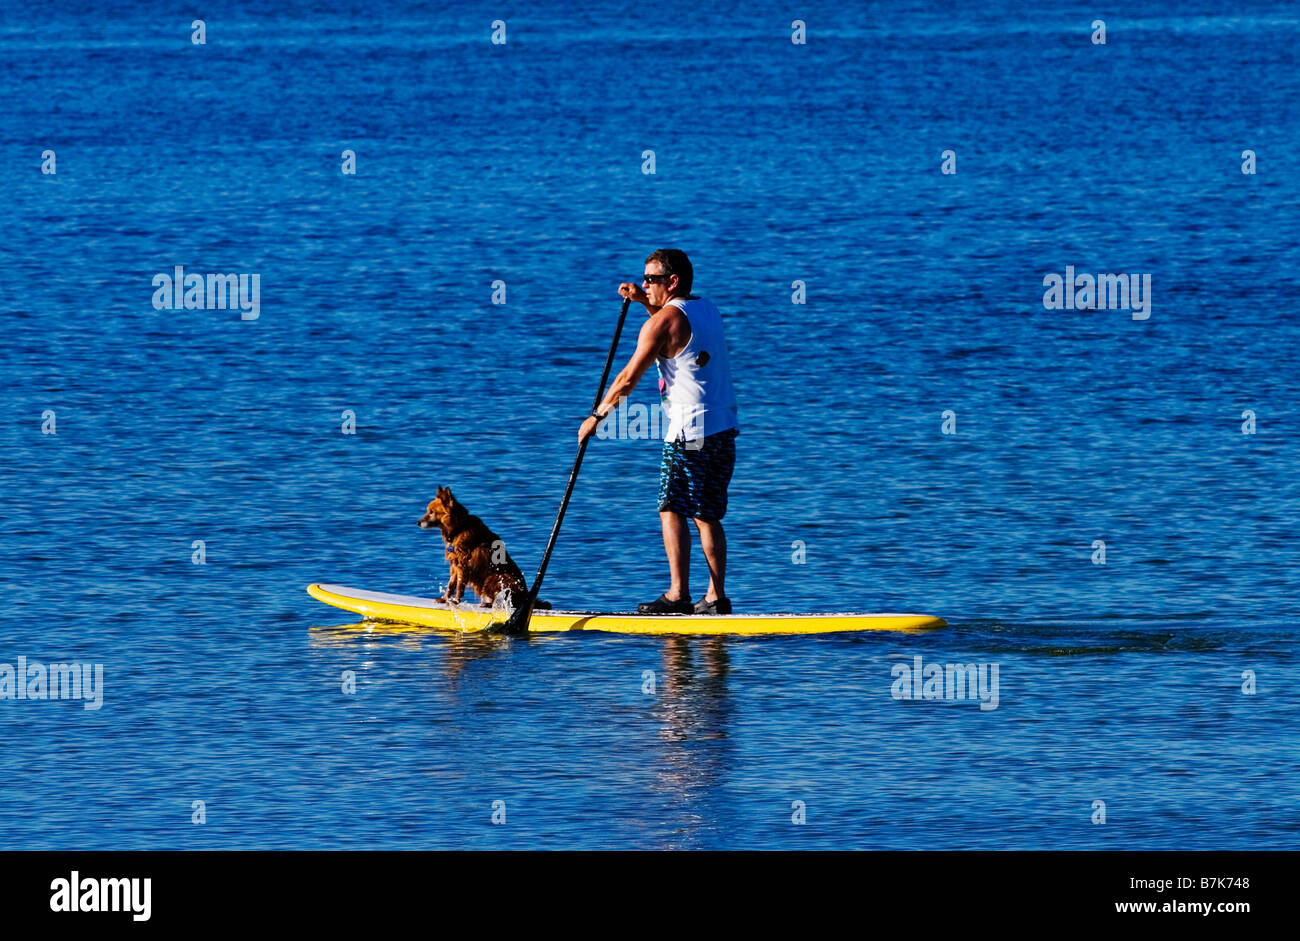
left=646, top=248, right=693, bottom=296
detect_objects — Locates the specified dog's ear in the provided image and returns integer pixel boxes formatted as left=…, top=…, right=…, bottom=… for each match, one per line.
left=436, top=485, right=448, bottom=500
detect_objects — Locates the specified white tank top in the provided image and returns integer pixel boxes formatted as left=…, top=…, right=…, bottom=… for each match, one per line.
left=655, top=296, right=739, bottom=442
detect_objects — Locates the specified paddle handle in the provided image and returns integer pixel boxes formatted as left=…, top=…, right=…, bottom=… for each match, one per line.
left=506, top=296, right=633, bottom=631
left=589, top=296, right=635, bottom=418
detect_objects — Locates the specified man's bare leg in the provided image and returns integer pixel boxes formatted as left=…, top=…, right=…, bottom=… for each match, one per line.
left=660, top=510, right=690, bottom=601
left=693, top=517, right=726, bottom=602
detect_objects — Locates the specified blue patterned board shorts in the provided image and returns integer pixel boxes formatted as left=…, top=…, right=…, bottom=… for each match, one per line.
left=657, top=428, right=738, bottom=522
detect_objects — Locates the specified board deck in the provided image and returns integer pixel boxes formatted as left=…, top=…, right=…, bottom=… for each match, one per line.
left=307, top=583, right=946, bottom=635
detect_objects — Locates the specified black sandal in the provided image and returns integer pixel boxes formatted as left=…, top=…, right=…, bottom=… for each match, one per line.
left=693, top=597, right=732, bottom=615
left=637, top=593, right=693, bottom=615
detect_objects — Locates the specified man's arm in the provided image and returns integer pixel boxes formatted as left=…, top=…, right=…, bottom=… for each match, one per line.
left=595, top=313, right=670, bottom=416
left=577, top=308, right=683, bottom=443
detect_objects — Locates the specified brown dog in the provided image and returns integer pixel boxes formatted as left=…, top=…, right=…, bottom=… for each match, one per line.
left=417, top=487, right=528, bottom=607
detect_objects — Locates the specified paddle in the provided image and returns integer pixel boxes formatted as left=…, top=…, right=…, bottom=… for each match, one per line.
left=494, top=295, right=634, bottom=635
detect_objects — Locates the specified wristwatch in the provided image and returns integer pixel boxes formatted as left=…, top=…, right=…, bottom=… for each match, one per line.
left=590, top=407, right=608, bottom=420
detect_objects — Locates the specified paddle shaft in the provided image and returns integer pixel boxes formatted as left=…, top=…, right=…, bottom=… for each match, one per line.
left=500, top=296, right=634, bottom=634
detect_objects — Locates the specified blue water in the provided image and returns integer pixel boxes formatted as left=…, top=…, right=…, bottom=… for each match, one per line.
left=2, top=1, right=1298, bottom=849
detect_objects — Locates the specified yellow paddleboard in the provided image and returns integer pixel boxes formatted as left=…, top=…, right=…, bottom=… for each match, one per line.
left=307, top=583, right=945, bottom=635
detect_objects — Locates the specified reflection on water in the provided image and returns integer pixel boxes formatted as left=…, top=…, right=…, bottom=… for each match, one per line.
left=651, top=638, right=733, bottom=849
left=308, top=621, right=509, bottom=682
left=655, top=638, right=730, bottom=742
left=309, top=622, right=740, bottom=848
left=309, top=622, right=428, bottom=653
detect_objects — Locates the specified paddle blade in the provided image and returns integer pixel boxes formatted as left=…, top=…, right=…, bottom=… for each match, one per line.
left=495, top=598, right=533, bottom=635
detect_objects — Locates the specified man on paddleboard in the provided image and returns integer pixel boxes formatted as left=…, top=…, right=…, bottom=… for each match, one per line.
left=578, top=249, right=740, bottom=615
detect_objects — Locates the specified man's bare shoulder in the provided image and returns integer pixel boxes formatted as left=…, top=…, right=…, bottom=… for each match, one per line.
left=651, top=302, right=691, bottom=357
left=652, top=302, right=689, bottom=326
left=628, top=310, right=668, bottom=355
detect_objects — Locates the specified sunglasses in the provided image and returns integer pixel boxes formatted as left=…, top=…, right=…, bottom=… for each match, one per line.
left=642, top=273, right=672, bottom=284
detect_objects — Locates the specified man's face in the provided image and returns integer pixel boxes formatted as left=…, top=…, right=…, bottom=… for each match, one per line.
left=643, top=262, right=676, bottom=307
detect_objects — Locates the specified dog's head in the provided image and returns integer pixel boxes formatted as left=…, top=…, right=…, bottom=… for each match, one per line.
left=418, top=486, right=460, bottom=533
